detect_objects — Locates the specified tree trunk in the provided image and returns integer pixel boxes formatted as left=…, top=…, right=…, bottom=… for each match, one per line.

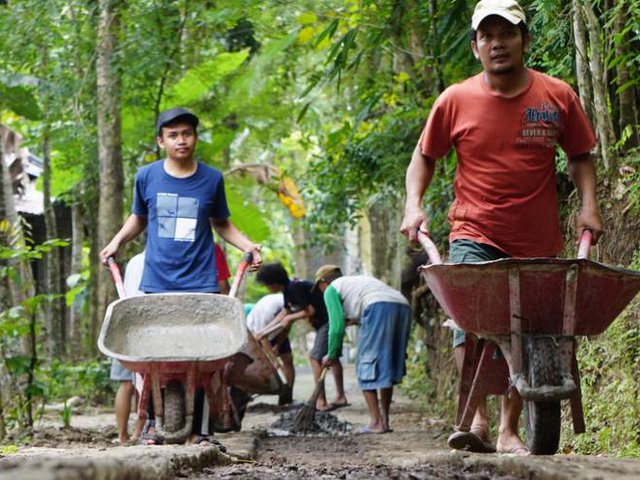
left=67, top=202, right=85, bottom=359
left=582, top=2, right=616, bottom=172
left=572, top=1, right=595, bottom=123
left=366, top=194, right=404, bottom=289
left=94, top=0, right=124, bottom=353
left=613, top=6, right=639, bottom=151
left=42, top=125, right=65, bottom=359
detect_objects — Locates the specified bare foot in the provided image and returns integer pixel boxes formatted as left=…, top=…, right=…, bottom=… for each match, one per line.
left=470, top=426, right=492, bottom=444
left=496, top=433, right=529, bottom=456
left=355, top=423, right=386, bottom=434
left=332, top=396, right=349, bottom=405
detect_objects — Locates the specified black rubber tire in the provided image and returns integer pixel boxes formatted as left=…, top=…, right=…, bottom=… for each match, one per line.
left=523, top=336, right=562, bottom=455
left=164, top=380, right=185, bottom=434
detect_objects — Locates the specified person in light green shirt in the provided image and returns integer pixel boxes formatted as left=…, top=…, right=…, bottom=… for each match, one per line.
left=316, top=265, right=411, bottom=434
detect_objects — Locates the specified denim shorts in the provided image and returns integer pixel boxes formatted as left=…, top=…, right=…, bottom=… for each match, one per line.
left=449, top=239, right=510, bottom=348
left=356, top=302, right=411, bottom=390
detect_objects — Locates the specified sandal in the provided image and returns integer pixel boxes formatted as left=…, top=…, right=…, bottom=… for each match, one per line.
left=140, top=419, right=164, bottom=446
left=447, top=430, right=496, bottom=453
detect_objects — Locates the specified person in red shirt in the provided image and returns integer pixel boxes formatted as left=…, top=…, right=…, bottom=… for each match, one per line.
left=214, top=242, right=231, bottom=294
left=401, top=0, right=601, bottom=455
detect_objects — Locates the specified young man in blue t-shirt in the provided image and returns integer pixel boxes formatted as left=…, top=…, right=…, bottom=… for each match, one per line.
left=100, top=107, right=262, bottom=444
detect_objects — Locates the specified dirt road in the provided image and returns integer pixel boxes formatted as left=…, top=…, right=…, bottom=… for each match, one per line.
left=2, top=364, right=640, bottom=479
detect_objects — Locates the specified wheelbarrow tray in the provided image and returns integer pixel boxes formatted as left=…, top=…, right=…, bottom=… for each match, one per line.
left=420, top=257, right=640, bottom=336
left=98, top=293, right=247, bottom=363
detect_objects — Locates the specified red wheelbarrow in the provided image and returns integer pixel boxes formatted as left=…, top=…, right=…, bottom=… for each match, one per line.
left=98, top=253, right=284, bottom=444
left=418, top=232, right=640, bottom=455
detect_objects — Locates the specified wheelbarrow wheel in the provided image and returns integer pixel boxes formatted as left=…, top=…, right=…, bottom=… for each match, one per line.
left=164, top=380, right=185, bottom=433
left=523, top=336, right=562, bottom=455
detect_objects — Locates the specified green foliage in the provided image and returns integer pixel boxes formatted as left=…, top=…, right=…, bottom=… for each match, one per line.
left=166, top=51, right=251, bottom=107
left=562, top=297, right=640, bottom=457
left=0, top=445, right=19, bottom=456
left=0, top=233, right=69, bottom=434
left=60, top=400, right=72, bottom=428
left=0, top=73, right=42, bottom=120
left=224, top=186, right=270, bottom=243
left=400, top=326, right=433, bottom=401
left=44, top=359, right=114, bottom=406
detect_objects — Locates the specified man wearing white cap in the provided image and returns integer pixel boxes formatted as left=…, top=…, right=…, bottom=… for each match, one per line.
left=401, top=0, right=601, bottom=455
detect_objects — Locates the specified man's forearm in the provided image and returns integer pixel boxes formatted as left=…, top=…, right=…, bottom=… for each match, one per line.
left=405, top=145, right=436, bottom=211
left=112, top=215, right=147, bottom=247
left=568, top=153, right=598, bottom=209
left=212, top=219, right=259, bottom=252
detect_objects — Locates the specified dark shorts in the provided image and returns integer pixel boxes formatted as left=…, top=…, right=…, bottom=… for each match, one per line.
left=449, top=239, right=510, bottom=348
left=309, top=323, right=329, bottom=361
left=270, top=337, right=292, bottom=356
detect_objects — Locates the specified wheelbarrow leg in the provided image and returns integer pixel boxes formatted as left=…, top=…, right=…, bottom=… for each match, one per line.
left=456, top=335, right=480, bottom=429
left=151, top=368, right=164, bottom=433
left=137, top=372, right=152, bottom=421
left=570, top=349, right=585, bottom=434
left=458, top=339, right=509, bottom=432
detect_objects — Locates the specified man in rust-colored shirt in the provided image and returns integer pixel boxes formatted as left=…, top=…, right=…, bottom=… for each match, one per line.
left=401, top=0, right=601, bottom=455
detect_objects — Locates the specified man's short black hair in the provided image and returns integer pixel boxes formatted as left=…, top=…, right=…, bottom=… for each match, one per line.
left=256, top=262, right=290, bottom=286
left=470, top=21, right=529, bottom=41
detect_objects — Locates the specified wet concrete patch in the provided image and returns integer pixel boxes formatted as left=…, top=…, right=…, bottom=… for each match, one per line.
left=269, top=409, right=352, bottom=436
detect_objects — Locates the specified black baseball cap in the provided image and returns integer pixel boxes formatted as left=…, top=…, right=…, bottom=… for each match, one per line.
left=155, top=107, right=199, bottom=136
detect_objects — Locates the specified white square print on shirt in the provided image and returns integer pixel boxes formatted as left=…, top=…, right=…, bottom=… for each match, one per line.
left=174, top=217, right=197, bottom=241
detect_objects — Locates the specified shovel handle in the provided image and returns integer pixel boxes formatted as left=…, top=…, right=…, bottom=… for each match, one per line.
left=229, top=251, right=253, bottom=299
left=417, top=231, right=443, bottom=265
left=577, top=230, right=592, bottom=260
left=106, top=257, right=127, bottom=299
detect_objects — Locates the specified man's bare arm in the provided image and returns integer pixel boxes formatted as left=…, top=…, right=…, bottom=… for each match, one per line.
left=568, top=152, right=602, bottom=244
left=400, top=144, right=437, bottom=242
left=99, top=214, right=148, bottom=263
left=211, top=218, right=262, bottom=269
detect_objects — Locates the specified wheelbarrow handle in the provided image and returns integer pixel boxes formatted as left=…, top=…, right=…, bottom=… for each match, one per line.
left=105, top=256, right=127, bottom=299
left=577, top=229, right=592, bottom=260
left=229, top=251, right=254, bottom=299
left=417, top=231, right=443, bottom=265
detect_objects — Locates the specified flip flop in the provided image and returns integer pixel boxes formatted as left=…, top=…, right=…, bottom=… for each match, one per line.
left=316, top=404, right=337, bottom=412
left=354, top=425, right=386, bottom=435
left=447, top=431, right=496, bottom=453
left=329, top=402, right=351, bottom=410
left=140, top=431, right=163, bottom=446
left=497, top=445, right=530, bottom=456
left=140, top=419, right=163, bottom=446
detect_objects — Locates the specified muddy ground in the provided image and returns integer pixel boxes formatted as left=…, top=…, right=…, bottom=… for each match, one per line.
left=2, top=365, right=640, bottom=480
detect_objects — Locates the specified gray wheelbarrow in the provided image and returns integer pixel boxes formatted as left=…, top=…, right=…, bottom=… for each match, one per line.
left=98, top=253, right=252, bottom=444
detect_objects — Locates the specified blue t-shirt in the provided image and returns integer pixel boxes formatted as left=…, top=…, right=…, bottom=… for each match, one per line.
left=133, top=160, right=230, bottom=293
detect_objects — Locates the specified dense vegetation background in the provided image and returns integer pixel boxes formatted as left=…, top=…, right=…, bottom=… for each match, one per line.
left=0, top=0, right=638, bottom=456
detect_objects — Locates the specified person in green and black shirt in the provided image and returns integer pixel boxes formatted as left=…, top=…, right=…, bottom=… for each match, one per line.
left=256, top=263, right=348, bottom=411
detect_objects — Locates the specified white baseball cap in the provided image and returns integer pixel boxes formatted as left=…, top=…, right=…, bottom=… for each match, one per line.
left=471, top=0, right=527, bottom=30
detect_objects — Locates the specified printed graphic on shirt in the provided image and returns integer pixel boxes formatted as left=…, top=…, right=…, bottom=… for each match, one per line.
left=157, top=193, right=198, bottom=242
left=516, top=103, right=560, bottom=149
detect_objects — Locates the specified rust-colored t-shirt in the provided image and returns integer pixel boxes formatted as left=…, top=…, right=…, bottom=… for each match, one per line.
left=419, top=70, right=596, bottom=257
